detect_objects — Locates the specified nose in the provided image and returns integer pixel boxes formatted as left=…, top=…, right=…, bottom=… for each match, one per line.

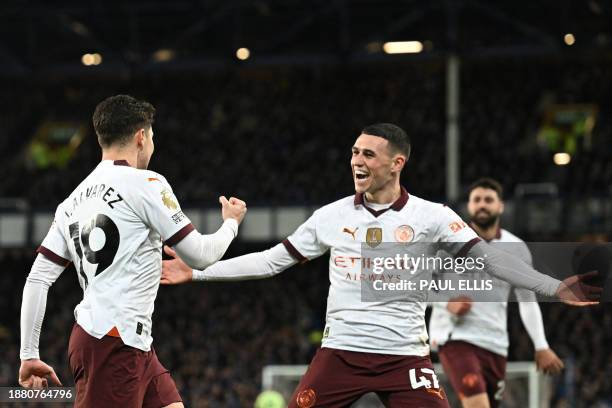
left=351, top=154, right=364, bottom=167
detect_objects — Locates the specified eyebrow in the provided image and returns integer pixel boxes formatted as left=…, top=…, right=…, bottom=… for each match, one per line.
left=352, top=147, right=376, bottom=155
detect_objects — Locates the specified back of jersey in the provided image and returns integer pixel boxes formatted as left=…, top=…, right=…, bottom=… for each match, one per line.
left=38, top=160, right=193, bottom=352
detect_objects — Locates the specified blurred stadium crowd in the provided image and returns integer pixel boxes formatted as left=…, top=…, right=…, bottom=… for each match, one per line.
left=0, top=57, right=611, bottom=407
left=0, top=58, right=611, bottom=207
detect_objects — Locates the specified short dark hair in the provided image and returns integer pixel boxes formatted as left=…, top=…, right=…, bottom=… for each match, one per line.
left=468, top=177, right=503, bottom=199
left=361, top=123, right=411, bottom=159
left=93, top=95, right=156, bottom=148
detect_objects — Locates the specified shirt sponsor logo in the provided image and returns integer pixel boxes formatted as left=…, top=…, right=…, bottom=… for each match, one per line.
left=394, top=225, right=414, bottom=242
left=161, top=189, right=178, bottom=210
left=342, top=227, right=358, bottom=240
left=366, top=227, right=382, bottom=248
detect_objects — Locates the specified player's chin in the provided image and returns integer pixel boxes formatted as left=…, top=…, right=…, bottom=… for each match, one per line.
left=353, top=178, right=371, bottom=193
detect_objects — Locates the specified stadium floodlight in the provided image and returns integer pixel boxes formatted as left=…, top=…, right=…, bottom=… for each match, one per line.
left=383, top=41, right=423, bottom=54
left=564, top=33, right=576, bottom=46
left=236, top=47, right=250, bottom=60
left=81, top=53, right=102, bottom=66
left=554, top=152, right=571, bottom=165
left=153, top=49, right=175, bottom=62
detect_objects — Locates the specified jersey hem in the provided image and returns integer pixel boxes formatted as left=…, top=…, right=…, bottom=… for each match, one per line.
left=321, top=343, right=430, bottom=357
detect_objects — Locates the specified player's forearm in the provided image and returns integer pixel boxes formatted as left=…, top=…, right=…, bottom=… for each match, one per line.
left=192, top=243, right=296, bottom=281
left=19, top=255, right=63, bottom=360
left=20, top=281, right=49, bottom=360
left=468, top=241, right=561, bottom=297
left=174, top=219, right=238, bottom=269
left=518, top=301, right=550, bottom=350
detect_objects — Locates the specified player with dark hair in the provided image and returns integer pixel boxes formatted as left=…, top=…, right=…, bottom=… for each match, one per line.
left=19, top=94, right=247, bottom=408
left=429, top=177, right=563, bottom=408
left=161, top=123, right=599, bottom=407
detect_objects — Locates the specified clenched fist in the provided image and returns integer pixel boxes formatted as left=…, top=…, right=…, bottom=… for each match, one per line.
left=219, top=196, right=247, bottom=225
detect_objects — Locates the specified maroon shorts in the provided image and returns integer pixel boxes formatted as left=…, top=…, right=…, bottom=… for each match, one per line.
left=288, top=347, right=449, bottom=408
left=438, top=340, right=506, bottom=408
left=68, top=323, right=182, bottom=408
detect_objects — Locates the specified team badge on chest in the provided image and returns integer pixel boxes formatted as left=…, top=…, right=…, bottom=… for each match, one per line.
left=366, top=227, right=383, bottom=248
left=395, top=225, right=414, bottom=242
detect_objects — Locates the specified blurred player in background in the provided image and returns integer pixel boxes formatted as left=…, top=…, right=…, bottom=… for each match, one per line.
left=19, top=95, right=246, bottom=408
left=161, top=123, right=598, bottom=408
left=429, top=178, right=563, bottom=408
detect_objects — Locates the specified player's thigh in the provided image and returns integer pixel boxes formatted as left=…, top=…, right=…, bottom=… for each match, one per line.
left=481, top=353, right=506, bottom=408
left=143, top=349, right=182, bottom=408
left=288, top=348, right=366, bottom=408
left=379, top=387, right=449, bottom=408
left=162, top=403, right=184, bottom=408
left=375, top=355, right=449, bottom=408
left=69, top=325, right=145, bottom=408
left=438, top=341, right=487, bottom=400
left=461, top=393, right=491, bottom=408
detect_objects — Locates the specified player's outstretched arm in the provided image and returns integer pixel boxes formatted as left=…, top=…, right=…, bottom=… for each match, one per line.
left=19, top=255, right=66, bottom=388
left=515, top=290, right=564, bottom=375
left=468, top=241, right=602, bottom=305
left=161, top=242, right=297, bottom=284
left=171, top=196, right=246, bottom=270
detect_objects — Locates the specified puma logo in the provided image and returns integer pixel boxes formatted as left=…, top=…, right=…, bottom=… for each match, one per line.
left=425, top=387, right=446, bottom=400
left=342, top=227, right=358, bottom=240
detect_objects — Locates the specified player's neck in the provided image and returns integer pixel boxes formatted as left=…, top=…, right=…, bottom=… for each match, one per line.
left=471, top=222, right=500, bottom=241
left=101, top=148, right=138, bottom=168
left=364, top=184, right=401, bottom=205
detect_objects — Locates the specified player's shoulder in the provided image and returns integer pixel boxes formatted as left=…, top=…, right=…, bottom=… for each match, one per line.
left=498, top=228, right=525, bottom=243
left=406, top=194, right=454, bottom=216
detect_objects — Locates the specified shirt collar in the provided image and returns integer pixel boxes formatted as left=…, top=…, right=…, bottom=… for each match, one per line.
left=354, top=186, right=409, bottom=215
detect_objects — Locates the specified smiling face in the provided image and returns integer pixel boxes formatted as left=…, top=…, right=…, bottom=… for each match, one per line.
left=351, top=133, right=406, bottom=196
left=468, top=187, right=504, bottom=229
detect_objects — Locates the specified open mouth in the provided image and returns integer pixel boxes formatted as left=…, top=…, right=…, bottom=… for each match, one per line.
left=354, top=170, right=370, bottom=181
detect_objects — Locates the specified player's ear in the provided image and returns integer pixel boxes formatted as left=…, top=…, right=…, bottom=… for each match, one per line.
left=392, top=154, right=406, bottom=172
left=499, top=200, right=505, bottom=215
left=135, top=129, right=145, bottom=150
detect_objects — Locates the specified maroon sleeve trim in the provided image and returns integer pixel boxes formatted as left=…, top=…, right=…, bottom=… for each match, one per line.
left=455, top=237, right=482, bottom=258
left=37, top=246, right=71, bottom=267
left=165, top=223, right=196, bottom=247
left=282, top=239, right=308, bottom=264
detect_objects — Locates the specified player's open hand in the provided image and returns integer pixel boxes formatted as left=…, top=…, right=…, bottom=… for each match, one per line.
left=161, top=246, right=193, bottom=285
left=219, top=196, right=247, bottom=225
left=19, top=359, right=62, bottom=389
left=446, top=296, right=473, bottom=315
left=535, top=348, right=564, bottom=375
left=556, top=271, right=602, bottom=306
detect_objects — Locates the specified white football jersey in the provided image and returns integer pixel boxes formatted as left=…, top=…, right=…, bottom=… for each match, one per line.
left=283, top=188, right=479, bottom=356
left=38, top=160, right=193, bottom=352
left=429, top=228, right=536, bottom=357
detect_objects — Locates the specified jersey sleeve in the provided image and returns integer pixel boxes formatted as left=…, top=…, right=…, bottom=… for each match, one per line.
left=134, top=174, right=194, bottom=245
left=432, top=205, right=480, bottom=256
left=37, top=205, right=71, bottom=267
left=282, top=210, right=329, bottom=263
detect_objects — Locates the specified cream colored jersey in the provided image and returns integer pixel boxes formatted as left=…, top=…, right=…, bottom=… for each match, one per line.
left=429, top=228, right=536, bottom=356
left=38, top=160, right=193, bottom=352
left=283, top=188, right=479, bottom=356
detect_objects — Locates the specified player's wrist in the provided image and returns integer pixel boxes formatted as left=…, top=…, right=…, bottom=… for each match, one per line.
left=222, top=218, right=239, bottom=236
left=192, top=268, right=205, bottom=281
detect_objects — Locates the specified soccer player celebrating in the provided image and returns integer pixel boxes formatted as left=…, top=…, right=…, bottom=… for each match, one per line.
left=19, top=95, right=246, bottom=408
left=161, top=123, right=599, bottom=407
left=429, top=178, right=563, bottom=408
